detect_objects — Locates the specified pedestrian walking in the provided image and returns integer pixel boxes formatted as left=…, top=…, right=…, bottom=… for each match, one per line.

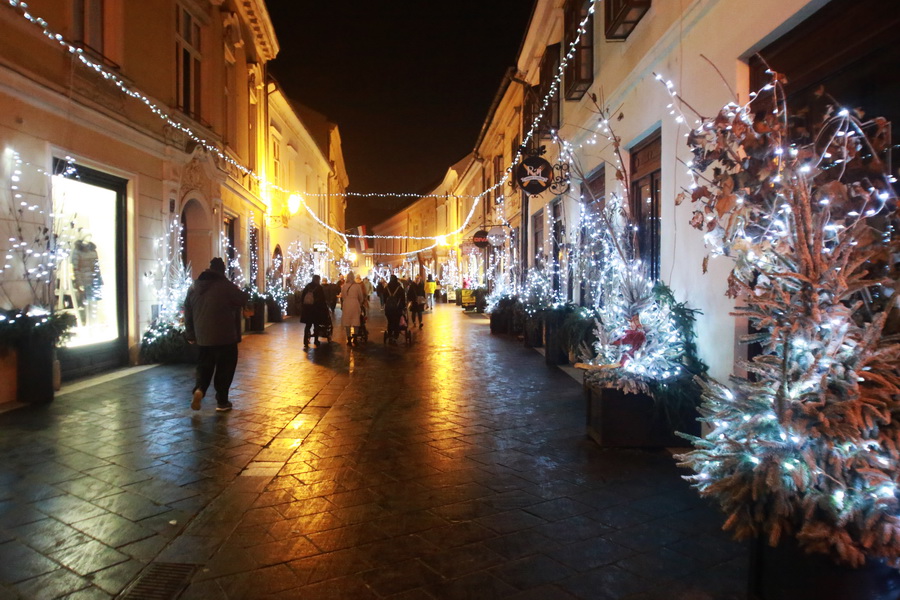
left=299, top=274, right=329, bottom=349
left=425, top=275, right=437, bottom=310
left=375, top=278, right=386, bottom=309
left=322, top=277, right=339, bottom=313
left=383, top=274, right=405, bottom=342
left=408, top=274, right=426, bottom=328
left=341, top=272, right=366, bottom=346
left=184, top=257, right=249, bottom=412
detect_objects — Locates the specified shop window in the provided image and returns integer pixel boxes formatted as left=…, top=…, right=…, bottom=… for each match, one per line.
left=564, top=0, right=594, bottom=101
left=51, top=159, right=127, bottom=376
left=605, top=0, right=651, bottom=40
left=176, top=4, right=202, bottom=119
left=630, top=132, right=661, bottom=280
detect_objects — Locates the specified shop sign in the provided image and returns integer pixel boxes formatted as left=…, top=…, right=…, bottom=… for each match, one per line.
left=515, top=156, right=553, bottom=194
left=312, top=242, right=328, bottom=253
left=460, top=288, right=476, bottom=307
left=488, top=226, right=506, bottom=247
left=473, top=230, right=490, bottom=248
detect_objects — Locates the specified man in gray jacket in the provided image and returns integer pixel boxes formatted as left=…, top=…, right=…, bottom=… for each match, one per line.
left=184, top=257, right=248, bottom=412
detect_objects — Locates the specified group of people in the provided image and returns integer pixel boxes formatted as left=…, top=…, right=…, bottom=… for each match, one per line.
left=183, top=257, right=439, bottom=412
left=299, top=272, right=373, bottom=348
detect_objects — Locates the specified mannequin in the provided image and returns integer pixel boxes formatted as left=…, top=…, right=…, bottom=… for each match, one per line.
left=70, top=234, right=102, bottom=325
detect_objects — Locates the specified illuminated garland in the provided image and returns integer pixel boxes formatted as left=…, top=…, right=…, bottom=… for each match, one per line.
left=3, top=0, right=598, bottom=245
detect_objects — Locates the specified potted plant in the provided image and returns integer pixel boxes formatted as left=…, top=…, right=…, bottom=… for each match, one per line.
left=489, top=294, right=519, bottom=334
left=577, top=274, right=705, bottom=447
left=0, top=308, right=75, bottom=404
left=559, top=305, right=598, bottom=364
left=674, top=71, right=900, bottom=598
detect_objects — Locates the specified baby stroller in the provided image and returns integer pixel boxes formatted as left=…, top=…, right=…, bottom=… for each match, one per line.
left=354, top=307, right=369, bottom=345
left=384, top=302, right=412, bottom=346
left=316, top=310, right=333, bottom=344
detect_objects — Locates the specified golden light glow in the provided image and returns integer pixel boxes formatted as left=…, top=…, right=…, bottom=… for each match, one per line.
left=436, top=235, right=448, bottom=246
left=288, top=193, right=302, bottom=215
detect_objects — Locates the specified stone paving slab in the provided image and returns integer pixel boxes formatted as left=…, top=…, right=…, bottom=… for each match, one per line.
left=0, top=304, right=748, bottom=599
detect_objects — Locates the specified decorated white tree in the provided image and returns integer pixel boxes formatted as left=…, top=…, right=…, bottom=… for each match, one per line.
left=139, top=219, right=193, bottom=362
left=559, top=98, right=706, bottom=409
left=675, top=68, right=900, bottom=566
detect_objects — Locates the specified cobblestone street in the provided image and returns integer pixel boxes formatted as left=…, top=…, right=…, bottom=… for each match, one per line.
left=0, top=304, right=747, bottom=599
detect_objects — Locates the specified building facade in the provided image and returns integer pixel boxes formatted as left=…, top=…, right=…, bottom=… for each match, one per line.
left=369, top=0, right=897, bottom=382
left=0, top=0, right=346, bottom=379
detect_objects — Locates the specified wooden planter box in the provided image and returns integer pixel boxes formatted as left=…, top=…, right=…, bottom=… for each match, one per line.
left=266, top=298, right=283, bottom=323
left=490, top=311, right=510, bottom=334
left=524, top=315, right=543, bottom=348
left=585, top=381, right=699, bottom=447
left=16, top=334, right=55, bottom=404
left=0, top=345, right=17, bottom=405
left=543, top=309, right=568, bottom=366
left=749, top=536, right=900, bottom=600
left=246, top=300, right=267, bottom=332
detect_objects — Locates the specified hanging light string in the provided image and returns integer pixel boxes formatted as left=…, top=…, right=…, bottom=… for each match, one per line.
left=3, top=0, right=599, bottom=245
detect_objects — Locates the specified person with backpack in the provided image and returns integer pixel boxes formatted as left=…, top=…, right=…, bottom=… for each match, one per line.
left=299, top=274, right=328, bottom=349
left=408, top=274, right=426, bottom=328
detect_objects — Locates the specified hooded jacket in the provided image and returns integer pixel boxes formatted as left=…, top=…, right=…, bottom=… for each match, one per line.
left=184, top=270, right=248, bottom=346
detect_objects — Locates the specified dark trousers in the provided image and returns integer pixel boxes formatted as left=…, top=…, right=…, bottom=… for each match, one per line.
left=195, top=343, right=238, bottom=404
left=303, top=322, right=321, bottom=341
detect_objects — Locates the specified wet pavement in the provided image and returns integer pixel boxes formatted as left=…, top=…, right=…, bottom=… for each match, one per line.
left=0, top=302, right=747, bottom=599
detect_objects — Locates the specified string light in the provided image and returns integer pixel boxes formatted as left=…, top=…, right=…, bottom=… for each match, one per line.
left=3, top=0, right=599, bottom=246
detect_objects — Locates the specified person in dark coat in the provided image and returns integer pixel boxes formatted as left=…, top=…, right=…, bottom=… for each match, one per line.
left=322, top=277, right=339, bottom=312
left=407, top=274, right=426, bottom=328
left=383, top=274, right=405, bottom=341
left=184, top=257, right=249, bottom=412
left=375, top=278, right=386, bottom=308
left=299, top=274, right=329, bottom=348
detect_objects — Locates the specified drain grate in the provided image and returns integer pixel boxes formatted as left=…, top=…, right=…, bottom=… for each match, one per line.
left=118, top=562, right=196, bottom=600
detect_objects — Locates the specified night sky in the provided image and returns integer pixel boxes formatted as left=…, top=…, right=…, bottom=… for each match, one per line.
left=266, top=1, right=535, bottom=228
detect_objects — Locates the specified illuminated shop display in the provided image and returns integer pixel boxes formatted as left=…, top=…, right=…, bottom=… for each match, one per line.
left=51, top=174, right=119, bottom=347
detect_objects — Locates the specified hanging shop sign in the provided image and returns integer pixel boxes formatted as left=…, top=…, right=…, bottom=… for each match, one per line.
left=488, top=226, right=506, bottom=247
left=515, top=156, right=553, bottom=194
left=312, top=242, right=328, bottom=253
left=473, top=230, right=490, bottom=249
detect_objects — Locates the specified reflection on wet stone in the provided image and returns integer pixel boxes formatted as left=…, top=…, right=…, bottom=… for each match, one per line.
left=0, top=305, right=746, bottom=598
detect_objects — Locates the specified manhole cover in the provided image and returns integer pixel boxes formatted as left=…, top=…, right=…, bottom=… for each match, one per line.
left=118, top=562, right=196, bottom=600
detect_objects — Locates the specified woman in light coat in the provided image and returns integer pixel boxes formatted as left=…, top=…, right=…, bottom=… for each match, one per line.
left=340, top=272, right=366, bottom=346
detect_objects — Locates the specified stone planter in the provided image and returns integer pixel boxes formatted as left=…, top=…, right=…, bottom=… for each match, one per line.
left=749, top=536, right=900, bottom=600
left=584, top=382, right=699, bottom=447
